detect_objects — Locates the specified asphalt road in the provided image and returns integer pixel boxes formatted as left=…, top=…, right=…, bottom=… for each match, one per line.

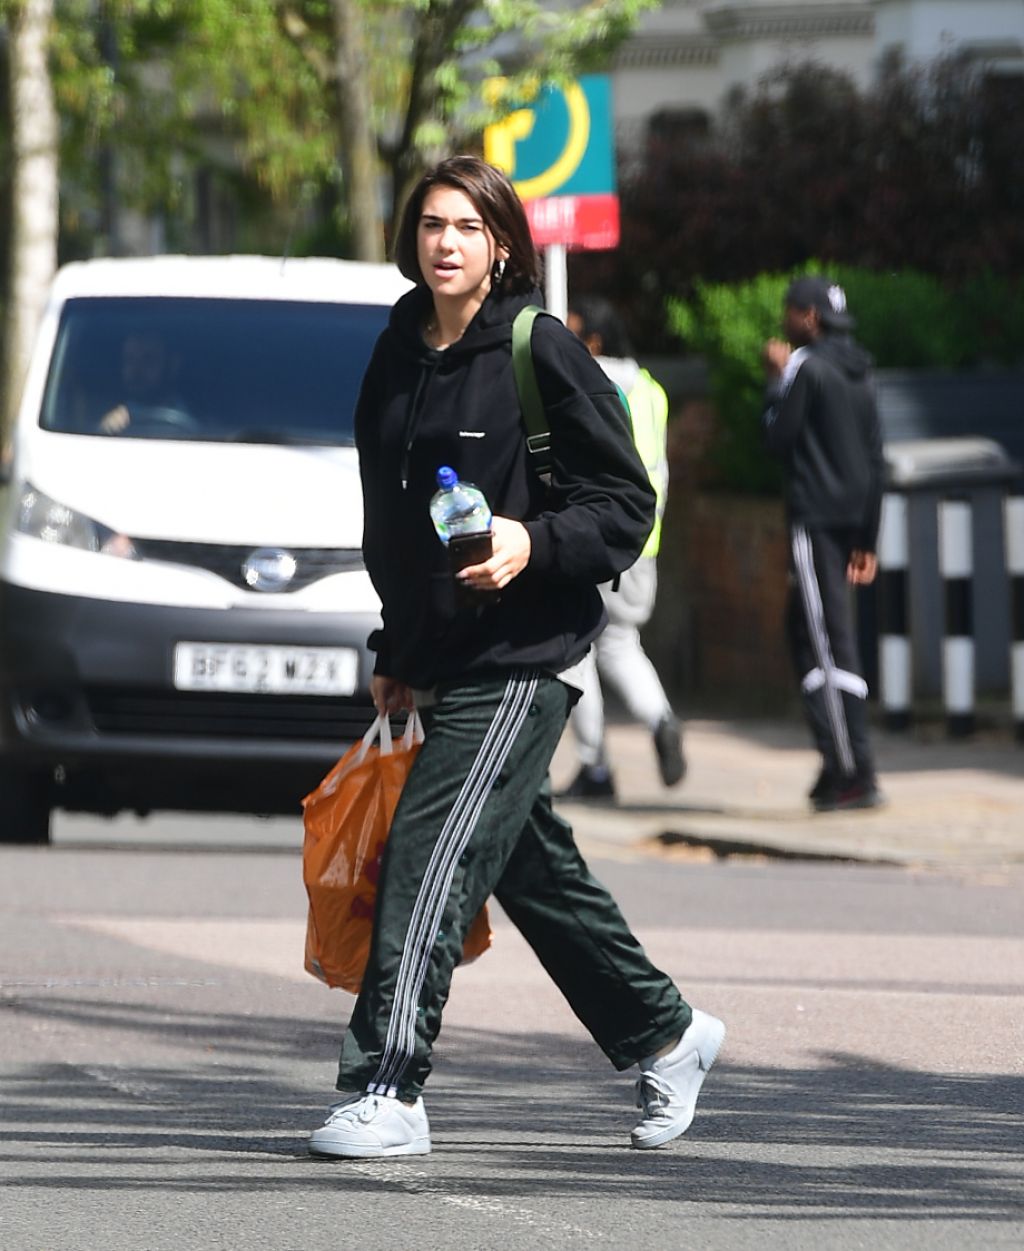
left=2, top=812, right=1022, bottom=1251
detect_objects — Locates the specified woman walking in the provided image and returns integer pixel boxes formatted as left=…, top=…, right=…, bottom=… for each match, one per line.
left=309, top=155, right=724, bottom=1158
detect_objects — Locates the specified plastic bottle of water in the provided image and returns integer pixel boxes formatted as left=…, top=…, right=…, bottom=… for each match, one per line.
left=429, top=466, right=492, bottom=545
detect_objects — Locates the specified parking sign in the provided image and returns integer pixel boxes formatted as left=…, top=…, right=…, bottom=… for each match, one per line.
left=484, top=74, right=619, bottom=251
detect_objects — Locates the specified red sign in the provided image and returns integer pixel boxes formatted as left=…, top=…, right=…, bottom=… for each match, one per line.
left=524, top=193, right=620, bottom=251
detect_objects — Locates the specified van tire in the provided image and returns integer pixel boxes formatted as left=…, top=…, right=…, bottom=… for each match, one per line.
left=0, top=764, right=52, bottom=844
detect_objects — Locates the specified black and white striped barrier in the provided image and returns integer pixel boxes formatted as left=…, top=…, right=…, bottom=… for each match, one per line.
left=876, top=494, right=912, bottom=730
left=876, top=437, right=1022, bottom=737
left=1007, top=495, right=1024, bottom=741
left=938, top=498, right=975, bottom=737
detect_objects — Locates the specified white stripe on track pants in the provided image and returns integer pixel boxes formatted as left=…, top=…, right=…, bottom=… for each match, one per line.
left=337, top=672, right=691, bottom=1101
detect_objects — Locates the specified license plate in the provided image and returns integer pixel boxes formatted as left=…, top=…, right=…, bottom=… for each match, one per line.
left=173, top=643, right=358, bottom=696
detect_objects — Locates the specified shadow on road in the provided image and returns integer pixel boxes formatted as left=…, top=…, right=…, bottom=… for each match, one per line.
left=2, top=996, right=1022, bottom=1221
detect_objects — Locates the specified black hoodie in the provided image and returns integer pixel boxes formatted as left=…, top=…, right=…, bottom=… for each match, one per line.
left=354, top=283, right=656, bottom=690
left=762, top=333, right=884, bottom=551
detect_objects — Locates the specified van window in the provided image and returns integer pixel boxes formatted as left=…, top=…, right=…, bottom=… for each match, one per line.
left=40, top=296, right=390, bottom=444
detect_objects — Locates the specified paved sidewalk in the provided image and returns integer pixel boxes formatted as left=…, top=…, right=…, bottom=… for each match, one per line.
left=551, top=716, right=1024, bottom=873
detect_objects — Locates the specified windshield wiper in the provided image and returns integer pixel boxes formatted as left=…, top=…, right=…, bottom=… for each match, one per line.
left=226, top=429, right=350, bottom=446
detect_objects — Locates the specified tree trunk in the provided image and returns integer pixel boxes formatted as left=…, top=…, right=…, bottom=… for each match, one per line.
left=386, top=0, right=475, bottom=239
left=329, top=0, right=385, bottom=262
left=2, top=0, right=58, bottom=445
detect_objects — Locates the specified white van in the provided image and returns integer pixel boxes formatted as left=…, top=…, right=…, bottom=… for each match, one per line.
left=0, top=255, right=411, bottom=843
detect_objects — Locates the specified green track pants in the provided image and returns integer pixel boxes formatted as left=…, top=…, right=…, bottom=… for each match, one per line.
left=337, top=671, right=691, bottom=1101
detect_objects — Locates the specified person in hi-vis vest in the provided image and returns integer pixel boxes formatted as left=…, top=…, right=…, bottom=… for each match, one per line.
left=558, top=296, right=686, bottom=801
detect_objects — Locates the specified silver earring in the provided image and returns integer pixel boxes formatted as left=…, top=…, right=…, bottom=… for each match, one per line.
left=493, top=258, right=506, bottom=284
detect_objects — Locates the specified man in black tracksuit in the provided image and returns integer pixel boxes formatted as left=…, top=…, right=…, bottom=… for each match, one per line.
left=762, top=276, right=886, bottom=811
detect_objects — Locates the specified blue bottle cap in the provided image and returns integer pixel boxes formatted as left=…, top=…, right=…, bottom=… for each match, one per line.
left=436, top=465, right=458, bottom=489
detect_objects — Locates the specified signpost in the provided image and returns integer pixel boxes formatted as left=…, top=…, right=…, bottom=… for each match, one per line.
left=484, top=74, right=618, bottom=321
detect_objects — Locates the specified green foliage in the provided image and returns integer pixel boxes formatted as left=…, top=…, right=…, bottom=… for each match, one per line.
left=140, top=0, right=658, bottom=226
left=669, top=265, right=1024, bottom=494
left=185, top=1, right=336, bottom=197
left=953, top=270, right=1024, bottom=366
left=574, top=57, right=1024, bottom=355
left=53, top=1, right=210, bottom=215
left=824, top=266, right=963, bottom=369
left=33, top=0, right=657, bottom=258
left=390, top=0, right=657, bottom=223
left=670, top=273, right=786, bottom=493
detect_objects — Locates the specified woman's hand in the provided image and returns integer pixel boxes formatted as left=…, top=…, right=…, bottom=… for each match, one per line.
left=370, top=674, right=415, bottom=715
left=457, top=516, right=532, bottom=592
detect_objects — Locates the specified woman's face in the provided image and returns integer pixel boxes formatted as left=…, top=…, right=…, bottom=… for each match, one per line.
left=417, top=185, right=505, bottom=303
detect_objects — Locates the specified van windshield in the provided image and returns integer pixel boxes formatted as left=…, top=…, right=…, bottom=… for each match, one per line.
left=40, top=296, right=390, bottom=445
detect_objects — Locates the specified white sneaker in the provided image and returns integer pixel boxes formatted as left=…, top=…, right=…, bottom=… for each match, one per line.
left=631, top=1009, right=726, bottom=1149
left=309, top=1092, right=431, bottom=1158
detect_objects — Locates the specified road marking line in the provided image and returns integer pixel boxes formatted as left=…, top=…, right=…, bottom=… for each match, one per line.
left=345, top=1160, right=603, bottom=1239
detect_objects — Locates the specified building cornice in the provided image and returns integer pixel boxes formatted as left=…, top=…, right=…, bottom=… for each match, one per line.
left=615, top=34, right=719, bottom=70
left=617, top=5, right=878, bottom=70
left=702, top=4, right=875, bottom=42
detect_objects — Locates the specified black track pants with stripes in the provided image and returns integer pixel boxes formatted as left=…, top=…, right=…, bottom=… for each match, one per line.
left=337, top=672, right=691, bottom=1101
left=787, top=524, right=876, bottom=782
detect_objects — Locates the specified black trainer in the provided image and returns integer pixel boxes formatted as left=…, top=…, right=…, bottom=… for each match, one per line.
left=555, top=765, right=616, bottom=802
left=812, top=776, right=886, bottom=813
left=653, top=715, right=686, bottom=787
left=808, top=767, right=836, bottom=803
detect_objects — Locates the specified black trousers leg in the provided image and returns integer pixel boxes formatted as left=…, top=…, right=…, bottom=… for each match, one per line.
left=337, top=672, right=688, bottom=1100
left=494, top=779, right=690, bottom=1070
left=787, top=524, right=875, bottom=781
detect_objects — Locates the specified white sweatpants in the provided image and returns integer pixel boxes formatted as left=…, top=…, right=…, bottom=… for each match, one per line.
left=569, top=558, right=674, bottom=768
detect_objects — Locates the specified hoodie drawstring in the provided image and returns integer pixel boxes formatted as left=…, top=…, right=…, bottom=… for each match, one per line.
left=401, top=359, right=440, bottom=490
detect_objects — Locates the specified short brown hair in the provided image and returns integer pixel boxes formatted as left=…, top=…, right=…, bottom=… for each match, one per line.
left=393, top=155, right=539, bottom=295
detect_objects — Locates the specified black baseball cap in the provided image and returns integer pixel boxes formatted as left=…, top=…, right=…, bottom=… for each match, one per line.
left=785, top=275, right=854, bottom=330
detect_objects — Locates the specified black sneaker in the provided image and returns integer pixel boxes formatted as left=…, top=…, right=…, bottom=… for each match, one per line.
left=653, top=715, right=686, bottom=787
left=808, top=767, right=836, bottom=803
left=555, top=766, right=616, bottom=802
left=812, top=777, right=886, bottom=813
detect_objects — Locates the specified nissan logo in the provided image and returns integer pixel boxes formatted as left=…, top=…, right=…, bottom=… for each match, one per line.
left=242, top=548, right=298, bottom=592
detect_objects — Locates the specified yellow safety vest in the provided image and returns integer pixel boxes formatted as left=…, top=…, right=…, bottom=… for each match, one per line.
left=627, top=368, right=669, bottom=559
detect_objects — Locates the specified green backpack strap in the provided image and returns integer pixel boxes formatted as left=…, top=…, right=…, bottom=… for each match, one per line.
left=511, top=305, right=551, bottom=483
left=512, top=305, right=632, bottom=486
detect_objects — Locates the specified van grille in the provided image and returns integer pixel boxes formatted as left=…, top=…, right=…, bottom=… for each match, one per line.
left=85, top=687, right=375, bottom=742
left=130, top=540, right=364, bottom=592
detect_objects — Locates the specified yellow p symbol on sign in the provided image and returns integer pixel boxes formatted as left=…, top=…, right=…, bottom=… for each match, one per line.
left=484, top=78, right=592, bottom=201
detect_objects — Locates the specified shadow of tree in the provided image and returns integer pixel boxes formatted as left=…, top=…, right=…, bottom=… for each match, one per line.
left=1, top=994, right=1022, bottom=1220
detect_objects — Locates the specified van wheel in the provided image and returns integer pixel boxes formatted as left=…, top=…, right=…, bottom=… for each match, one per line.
left=0, top=764, right=52, bottom=844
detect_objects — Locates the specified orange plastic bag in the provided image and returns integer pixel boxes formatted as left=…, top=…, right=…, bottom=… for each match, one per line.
left=301, top=713, right=492, bottom=993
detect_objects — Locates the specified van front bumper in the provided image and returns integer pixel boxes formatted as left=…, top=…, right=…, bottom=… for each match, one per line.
left=0, top=581, right=380, bottom=813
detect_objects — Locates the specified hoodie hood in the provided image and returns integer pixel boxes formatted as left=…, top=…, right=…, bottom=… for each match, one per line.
left=387, top=283, right=545, bottom=362
left=816, top=333, right=872, bottom=381
left=763, top=326, right=884, bottom=551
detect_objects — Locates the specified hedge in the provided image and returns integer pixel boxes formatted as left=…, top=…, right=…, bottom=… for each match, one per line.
left=668, top=266, right=1024, bottom=493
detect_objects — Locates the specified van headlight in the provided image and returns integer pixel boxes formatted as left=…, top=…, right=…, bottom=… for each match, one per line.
left=17, top=485, right=138, bottom=558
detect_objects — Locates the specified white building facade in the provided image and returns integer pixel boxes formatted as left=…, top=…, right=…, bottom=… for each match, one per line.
left=614, top=0, right=1024, bottom=134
